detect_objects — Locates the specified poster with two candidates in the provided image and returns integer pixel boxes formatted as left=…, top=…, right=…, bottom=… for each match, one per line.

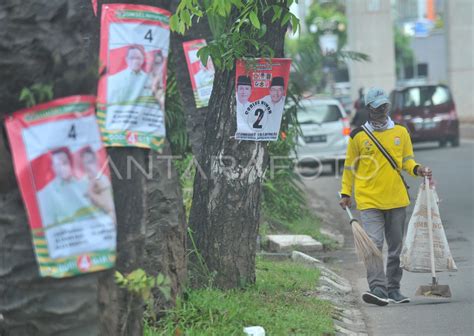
left=97, top=4, right=171, bottom=151
left=234, top=58, right=291, bottom=141
left=5, top=96, right=116, bottom=278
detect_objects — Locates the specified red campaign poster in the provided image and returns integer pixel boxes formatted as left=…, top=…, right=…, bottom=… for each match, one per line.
left=235, top=58, right=292, bottom=141
left=5, top=96, right=116, bottom=278
left=97, top=4, right=171, bottom=151
left=183, top=39, right=215, bottom=108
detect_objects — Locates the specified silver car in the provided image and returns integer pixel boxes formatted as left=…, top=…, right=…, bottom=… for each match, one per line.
left=293, top=98, right=350, bottom=173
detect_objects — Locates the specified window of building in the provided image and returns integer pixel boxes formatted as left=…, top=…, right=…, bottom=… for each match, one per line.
left=417, top=63, right=428, bottom=77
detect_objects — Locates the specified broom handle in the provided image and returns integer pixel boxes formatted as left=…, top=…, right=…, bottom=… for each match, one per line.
left=425, top=176, right=437, bottom=283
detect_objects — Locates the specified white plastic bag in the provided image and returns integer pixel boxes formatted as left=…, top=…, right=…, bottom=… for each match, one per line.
left=400, top=182, right=457, bottom=272
left=243, top=326, right=265, bottom=336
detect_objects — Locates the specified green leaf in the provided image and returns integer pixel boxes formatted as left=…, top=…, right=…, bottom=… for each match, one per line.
left=249, top=11, right=260, bottom=29
left=156, top=273, right=165, bottom=285
left=169, top=14, right=179, bottom=32
left=44, top=85, right=53, bottom=101
left=19, top=88, right=32, bottom=104
left=178, top=21, right=186, bottom=34
left=258, top=23, right=267, bottom=38
left=213, top=57, right=222, bottom=68
left=282, top=12, right=291, bottom=26
left=115, top=271, right=125, bottom=285
left=182, top=10, right=191, bottom=26
left=217, top=3, right=226, bottom=16
left=230, top=0, right=244, bottom=8
left=197, top=47, right=210, bottom=66
left=159, top=287, right=172, bottom=301
left=291, top=15, right=299, bottom=34
left=142, top=287, right=151, bottom=301
left=249, top=39, right=259, bottom=50
left=225, top=1, right=231, bottom=14
left=272, top=5, right=282, bottom=21
left=163, top=276, right=172, bottom=286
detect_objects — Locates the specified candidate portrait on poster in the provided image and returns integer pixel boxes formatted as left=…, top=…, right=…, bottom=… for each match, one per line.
left=107, top=45, right=149, bottom=105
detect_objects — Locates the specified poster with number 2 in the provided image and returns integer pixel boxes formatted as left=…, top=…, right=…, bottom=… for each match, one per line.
left=5, top=96, right=116, bottom=278
left=97, top=4, right=171, bottom=151
left=235, top=58, right=291, bottom=141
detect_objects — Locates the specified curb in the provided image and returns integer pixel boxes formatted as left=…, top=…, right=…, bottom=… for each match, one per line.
left=290, top=251, right=369, bottom=336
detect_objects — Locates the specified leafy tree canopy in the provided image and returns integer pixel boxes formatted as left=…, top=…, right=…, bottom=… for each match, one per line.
left=170, top=0, right=300, bottom=70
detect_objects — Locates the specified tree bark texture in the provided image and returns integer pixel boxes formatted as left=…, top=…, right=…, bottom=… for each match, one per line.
left=144, top=143, right=187, bottom=314
left=0, top=2, right=112, bottom=336
left=187, top=1, right=287, bottom=289
left=105, top=148, right=148, bottom=336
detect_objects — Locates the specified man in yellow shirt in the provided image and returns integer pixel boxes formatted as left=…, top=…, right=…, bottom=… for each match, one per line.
left=339, top=87, right=432, bottom=306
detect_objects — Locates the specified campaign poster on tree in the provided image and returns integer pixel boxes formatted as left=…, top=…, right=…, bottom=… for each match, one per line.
left=234, top=58, right=291, bottom=141
left=183, top=39, right=215, bottom=108
left=5, top=96, right=117, bottom=278
left=97, top=4, right=171, bottom=151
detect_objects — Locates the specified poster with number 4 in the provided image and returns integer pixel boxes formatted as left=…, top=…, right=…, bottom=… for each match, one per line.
left=97, top=4, right=171, bottom=151
left=5, top=96, right=116, bottom=278
left=235, top=58, right=291, bottom=141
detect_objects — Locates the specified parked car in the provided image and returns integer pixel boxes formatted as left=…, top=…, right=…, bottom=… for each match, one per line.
left=293, top=98, right=350, bottom=173
left=390, top=84, right=460, bottom=147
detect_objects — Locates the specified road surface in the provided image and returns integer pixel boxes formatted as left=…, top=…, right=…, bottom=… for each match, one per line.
left=303, top=140, right=474, bottom=336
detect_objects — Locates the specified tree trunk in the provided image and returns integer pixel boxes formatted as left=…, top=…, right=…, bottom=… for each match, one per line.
left=1, top=0, right=187, bottom=334
left=98, top=0, right=188, bottom=328
left=105, top=148, right=149, bottom=336
left=187, top=1, right=287, bottom=289
left=0, top=2, right=114, bottom=335
left=144, top=143, right=187, bottom=314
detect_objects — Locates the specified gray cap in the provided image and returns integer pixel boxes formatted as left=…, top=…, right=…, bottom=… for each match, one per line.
left=364, top=87, right=390, bottom=108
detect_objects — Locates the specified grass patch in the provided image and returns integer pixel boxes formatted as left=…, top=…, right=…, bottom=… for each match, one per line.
left=146, top=258, right=334, bottom=335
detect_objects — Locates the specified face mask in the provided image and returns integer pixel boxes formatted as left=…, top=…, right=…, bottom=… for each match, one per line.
left=368, top=104, right=390, bottom=129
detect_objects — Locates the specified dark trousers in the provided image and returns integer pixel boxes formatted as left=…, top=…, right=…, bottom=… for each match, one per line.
left=360, top=207, right=407, bottom=292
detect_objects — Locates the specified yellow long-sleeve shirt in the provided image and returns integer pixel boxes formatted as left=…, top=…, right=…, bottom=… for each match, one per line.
left=340, top=124, right=420, bottom=210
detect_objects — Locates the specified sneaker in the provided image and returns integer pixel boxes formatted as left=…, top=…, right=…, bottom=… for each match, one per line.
left=362, top=287, right=389, bottom=306
left=388, top=289, right=410, bottom=304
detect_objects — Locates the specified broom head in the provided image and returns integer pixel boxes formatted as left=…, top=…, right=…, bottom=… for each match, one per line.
left=351, top=219, right=382, bottom=265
